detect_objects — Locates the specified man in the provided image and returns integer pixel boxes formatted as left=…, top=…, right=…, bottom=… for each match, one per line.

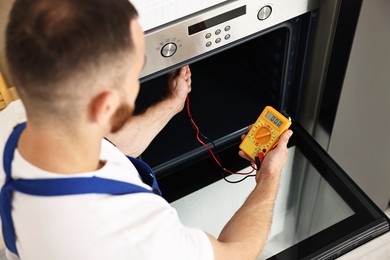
left=0, top=0, right=293, bottom=259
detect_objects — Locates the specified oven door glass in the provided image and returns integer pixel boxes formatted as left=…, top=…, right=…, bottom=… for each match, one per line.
left=170, top=122, right=389, bottom=259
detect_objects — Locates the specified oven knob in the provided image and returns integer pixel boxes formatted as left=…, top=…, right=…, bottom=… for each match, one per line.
left=257, top=5, right=272, bottom=20
left=161, top=42, right=177, bottom=57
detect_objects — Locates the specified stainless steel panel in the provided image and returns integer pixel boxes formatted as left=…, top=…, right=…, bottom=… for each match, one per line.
left=298, top=0, right=341, bottom=136
left=328, top=0, right=390, bottom=210
left=141, top=0, right=319, bottom=78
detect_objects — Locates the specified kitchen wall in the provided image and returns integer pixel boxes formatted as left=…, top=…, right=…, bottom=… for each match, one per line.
left=328, top=0, right=390, bottom=210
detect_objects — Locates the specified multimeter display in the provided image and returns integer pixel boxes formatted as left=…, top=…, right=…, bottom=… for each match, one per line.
left=239, top=106, right=291, bottom=161
left=265, top=111, right=283, bottom=128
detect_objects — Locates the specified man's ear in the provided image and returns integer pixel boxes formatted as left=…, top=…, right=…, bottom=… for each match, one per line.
left=88, top=90, right=120, bottom=128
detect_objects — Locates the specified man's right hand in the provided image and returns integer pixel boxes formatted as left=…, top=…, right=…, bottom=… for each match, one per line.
left=255, top=129, right=292, bottom=184
left=238, top=126, right=292, bottom=182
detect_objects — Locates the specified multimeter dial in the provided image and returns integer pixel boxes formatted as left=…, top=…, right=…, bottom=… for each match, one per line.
left=254, top=126, right=271, bottom=145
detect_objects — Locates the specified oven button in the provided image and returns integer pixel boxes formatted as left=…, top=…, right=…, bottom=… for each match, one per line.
left=161, top=42, right=177, bottom=57
left=215, top=38, right=221, bottom=44
left=224, top=25, right=231, bottom=32
left=206, top=41, right=212, bottom=47
left=225, top=34, right=231, bottom=40
left=258, top=5, right=272, bottom=20
left=215, top=29, right=221, bottom=35
left=205, top=33, right=212, bottom=39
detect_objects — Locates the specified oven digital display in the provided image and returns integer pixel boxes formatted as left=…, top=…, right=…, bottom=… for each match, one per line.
left=188, top=6, right=246, bottom=35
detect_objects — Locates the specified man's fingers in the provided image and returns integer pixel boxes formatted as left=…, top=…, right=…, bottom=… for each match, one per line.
left=168, top=67, right=185, bottom=80
left=238, top=150, right=253, bottom=162
left=180, top=66, right=186, bottom=76
left=277, top=130, right=293, bottom=148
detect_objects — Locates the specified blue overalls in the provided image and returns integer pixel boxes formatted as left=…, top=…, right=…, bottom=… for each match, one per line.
left=0, top=123, right=161, bottom=257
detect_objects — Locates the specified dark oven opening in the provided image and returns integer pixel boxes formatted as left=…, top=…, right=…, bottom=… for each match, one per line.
left=136, top=14, right=313, bottom=201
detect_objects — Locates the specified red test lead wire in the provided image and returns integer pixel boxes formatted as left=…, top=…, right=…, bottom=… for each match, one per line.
left=185, top=96, right=257, bottom=176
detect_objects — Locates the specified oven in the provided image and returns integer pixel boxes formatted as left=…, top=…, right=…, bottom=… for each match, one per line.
left=133, top=0, right=390, bottom=259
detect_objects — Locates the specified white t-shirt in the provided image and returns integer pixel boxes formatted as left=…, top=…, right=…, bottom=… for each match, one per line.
left=0, top=100, right=214, bottom=260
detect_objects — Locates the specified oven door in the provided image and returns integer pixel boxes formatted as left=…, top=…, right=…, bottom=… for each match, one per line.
left=268, top=122, right=388, bottom=259
left=167, top=121, right=389, bottom=259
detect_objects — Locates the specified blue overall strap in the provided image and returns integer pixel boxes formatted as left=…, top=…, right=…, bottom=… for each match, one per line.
left=127, top=156, right=162, bottom=196
left=1, top=123, right=25, bottom=255
left=0, top=123, right=160, bottom=256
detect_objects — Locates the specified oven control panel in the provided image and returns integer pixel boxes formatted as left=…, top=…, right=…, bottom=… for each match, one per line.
left=140, top=0, right=319, bottom=80
left=203, top=25, right=232, bottom=49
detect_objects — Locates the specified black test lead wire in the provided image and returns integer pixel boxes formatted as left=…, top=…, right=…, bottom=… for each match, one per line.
left=185, top=95, right=257, bottom=183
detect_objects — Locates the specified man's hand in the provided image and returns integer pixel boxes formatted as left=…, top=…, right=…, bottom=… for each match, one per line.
left=167, top=65, right=192, bottom=113
left=106, top=65, right=192, bottom=157
left=255, top=129, right=292, bottom=184
left=238, top=127, right=293, bottom=183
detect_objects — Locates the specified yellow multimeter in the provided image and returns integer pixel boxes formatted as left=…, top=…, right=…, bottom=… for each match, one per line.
left=239, top=106, right=291, bottom=161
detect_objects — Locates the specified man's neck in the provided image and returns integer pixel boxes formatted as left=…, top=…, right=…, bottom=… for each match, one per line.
left=17, top=124, right=103, bottom=174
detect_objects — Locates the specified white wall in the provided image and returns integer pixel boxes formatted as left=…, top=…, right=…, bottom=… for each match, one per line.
left=328, top=0, right=390, bottom=210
